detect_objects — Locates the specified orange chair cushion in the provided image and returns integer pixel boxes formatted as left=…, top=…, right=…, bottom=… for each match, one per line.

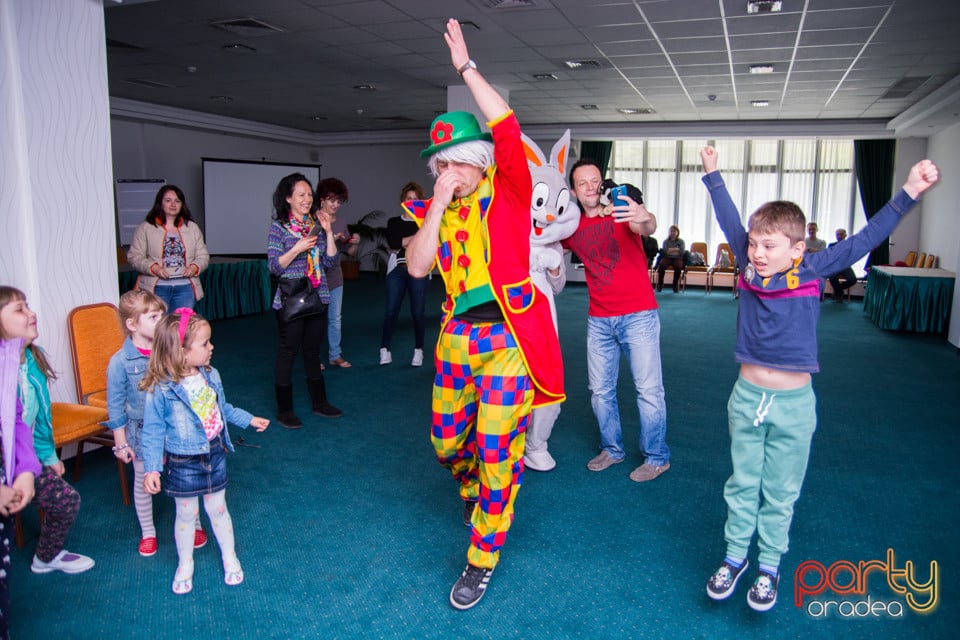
left=87, top=391, right=108, bottom=409
left=50, top=402, right=109, bottom=448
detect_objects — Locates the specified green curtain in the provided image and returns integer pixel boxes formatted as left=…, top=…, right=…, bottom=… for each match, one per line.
left=854, top=139, right=896, bottom=268
left=579, top=141, right=613, bottom=176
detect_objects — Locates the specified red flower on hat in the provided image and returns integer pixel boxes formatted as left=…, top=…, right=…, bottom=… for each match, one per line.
left=431, top=120, right=454, bottom=145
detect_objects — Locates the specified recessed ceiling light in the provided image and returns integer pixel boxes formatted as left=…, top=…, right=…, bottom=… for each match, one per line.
left=564, top=60, right=602, bottom=69
left=353, top=84, right=377, bottom=91
left=209, top=95, right=233, bottom=102
left=749, top=64, right=774, bottom=74
left=222, top=43, right=256, bottom=53
left=311, top=115, right=327, bottom=121
left=618, top=108, right=655, bottom=115
left=746, top=1, right=782, bottom=13
left=751, top=100, right=769, bottom=107
left=581, top=104, right=599, bottom=110
left=533, top=73, right=558, bottom=80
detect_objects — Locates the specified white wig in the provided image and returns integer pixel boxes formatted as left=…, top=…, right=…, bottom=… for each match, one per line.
left=427, top=140, right=495, bottom=178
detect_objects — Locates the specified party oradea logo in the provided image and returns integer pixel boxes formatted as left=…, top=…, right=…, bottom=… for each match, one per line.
left=794, top=548, right=938, bottom=618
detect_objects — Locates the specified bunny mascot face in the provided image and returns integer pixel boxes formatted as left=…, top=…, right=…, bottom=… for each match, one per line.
left=519, top=130, right=579, bottom=473
left=521, top=129, right=580, bottom=280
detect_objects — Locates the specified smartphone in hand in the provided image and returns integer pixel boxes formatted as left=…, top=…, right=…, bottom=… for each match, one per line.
left=610, top=185, right=628, bottom=207
left=307, top=223, right=322, bottom=237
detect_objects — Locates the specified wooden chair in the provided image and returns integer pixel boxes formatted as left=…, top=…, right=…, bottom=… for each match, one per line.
left=915, top=252, right=926, bottom=269
left=66, top=303, right=130, bottom=505
left=680, top=242, right=709, bottom=292
left=903, top=250, right=917, bottom=267
left=708, top=243, right=737, bottom=295
left=923, top=254, right=936, bottom=268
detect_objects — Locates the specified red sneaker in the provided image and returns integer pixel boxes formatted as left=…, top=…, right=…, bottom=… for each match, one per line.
left=138, top=537, right=158, bottom=557
left=194, top=529, right=208, bottom=549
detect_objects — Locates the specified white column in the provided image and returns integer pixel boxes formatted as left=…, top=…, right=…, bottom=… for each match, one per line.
left=0, top=0, right=117, bottom=401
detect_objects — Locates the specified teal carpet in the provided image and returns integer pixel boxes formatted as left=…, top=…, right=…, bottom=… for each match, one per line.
left=9, top=276, right=958, bottom=639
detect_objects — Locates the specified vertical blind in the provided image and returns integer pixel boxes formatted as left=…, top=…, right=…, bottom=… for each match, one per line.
left=609, top=139, right=868, bottom=274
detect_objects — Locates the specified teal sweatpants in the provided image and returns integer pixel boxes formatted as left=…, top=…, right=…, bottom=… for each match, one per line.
left=723, top=376, right=816, bottom=567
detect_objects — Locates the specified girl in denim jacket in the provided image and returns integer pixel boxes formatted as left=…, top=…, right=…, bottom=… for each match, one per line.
left=140, top=309, right=268, bottom=595
left=106, top=290, right=209, bottom=557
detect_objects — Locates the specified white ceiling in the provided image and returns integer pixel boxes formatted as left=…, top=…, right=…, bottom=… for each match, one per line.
left=104, top=0, right=960, bottom=136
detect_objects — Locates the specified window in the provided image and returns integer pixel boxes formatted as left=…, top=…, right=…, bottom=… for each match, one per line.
left=608, top=138, right=867, bottom=275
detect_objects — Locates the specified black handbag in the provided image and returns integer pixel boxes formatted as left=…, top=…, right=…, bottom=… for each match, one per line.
left=276, top=277, right=326, bottom=322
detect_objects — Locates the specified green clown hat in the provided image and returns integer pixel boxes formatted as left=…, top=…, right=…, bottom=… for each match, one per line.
left=420, top=111, right=493, bottom=158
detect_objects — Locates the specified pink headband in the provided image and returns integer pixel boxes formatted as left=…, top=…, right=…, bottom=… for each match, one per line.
left=175, top=308, right=195, bottom=344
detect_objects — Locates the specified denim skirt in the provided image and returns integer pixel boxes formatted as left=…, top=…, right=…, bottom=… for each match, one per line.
left=163, top=434, right=228, bottom=498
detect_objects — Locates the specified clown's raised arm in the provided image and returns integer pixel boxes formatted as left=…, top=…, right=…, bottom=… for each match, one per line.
left=443, top=18, right=508, bottom=122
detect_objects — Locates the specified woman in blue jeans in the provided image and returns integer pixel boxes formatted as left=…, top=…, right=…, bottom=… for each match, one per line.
left=379, top=182, right=429, bottom=367
left=128, top=185, right=209, bottom=312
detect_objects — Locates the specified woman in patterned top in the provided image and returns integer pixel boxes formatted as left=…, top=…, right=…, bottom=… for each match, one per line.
left=266, top=174, right=343, bottom=428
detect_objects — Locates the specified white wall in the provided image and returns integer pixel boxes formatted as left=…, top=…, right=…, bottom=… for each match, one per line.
left=889, top=138, right=927, bottom=263
left=111, top=118, right=429, bottom=235
left=922, top=122, right=960, bottom=271
left=1, top=0, right=116, bottom=402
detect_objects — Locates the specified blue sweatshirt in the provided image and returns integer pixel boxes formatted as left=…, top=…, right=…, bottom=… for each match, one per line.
left=702, top=171, right=918, bottom=373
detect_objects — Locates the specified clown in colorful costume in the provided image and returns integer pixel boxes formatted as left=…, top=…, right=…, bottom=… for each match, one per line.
left=403, top=18, right=564, bottom=611
left=403, top=114, right=564, bottom=407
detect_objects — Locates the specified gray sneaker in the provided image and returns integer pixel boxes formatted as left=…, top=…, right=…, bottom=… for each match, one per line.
left=629, top=461, right=671, bottom=482
left=450, top=564, right=494, bottom=610
left=31, top=550, right=95, bottom=574
left=586, top=450, right=624, bottom=471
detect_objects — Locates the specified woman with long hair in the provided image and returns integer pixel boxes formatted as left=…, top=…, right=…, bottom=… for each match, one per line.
left=266, top=174, right=343, bottom=428
left=127, top=185, right=210, bottom=311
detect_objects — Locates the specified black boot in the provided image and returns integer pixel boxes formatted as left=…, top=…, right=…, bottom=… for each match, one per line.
left=274, top=384, right=302, bottom=429
left=307, top=377, right=343, bottom=418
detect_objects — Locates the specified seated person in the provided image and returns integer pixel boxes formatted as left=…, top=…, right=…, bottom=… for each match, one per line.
left=826, top=228, right=858, bottom=302
left=656, top=225, right=685, bottom=292
left=804, top=222, right=826, bottom=252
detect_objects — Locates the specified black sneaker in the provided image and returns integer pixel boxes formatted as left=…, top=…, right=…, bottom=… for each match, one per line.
left=449, top=564, right=494, bottom=610
left=747, top=570, right=779, bottom=612
left=706, top=559, right=749, bottom=600
left=462, top=499, right=477, bottom=527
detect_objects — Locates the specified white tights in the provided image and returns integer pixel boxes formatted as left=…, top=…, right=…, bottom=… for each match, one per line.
left=133, top=460, right=201, bottom=539
left=173, top=490, right=240, bottom=581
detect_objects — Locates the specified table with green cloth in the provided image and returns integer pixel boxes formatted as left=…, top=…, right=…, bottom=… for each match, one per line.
left=862, top=265, right=955, bottom=332
left=119, top=257, right=271, bottom=321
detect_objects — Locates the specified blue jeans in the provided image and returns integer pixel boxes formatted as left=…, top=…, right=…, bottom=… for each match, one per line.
left=327, top=285, right=343, bottom=360
left=154, top=284, right=195, bottom=312
left=586, top=310, right=670, bottom=465
left=380, top=265, right=428, bottom=349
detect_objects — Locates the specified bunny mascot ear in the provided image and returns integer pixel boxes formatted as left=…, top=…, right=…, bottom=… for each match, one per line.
left=549, top=129, right=572, bottom=177
left=521, top=132, right=547, bottom=169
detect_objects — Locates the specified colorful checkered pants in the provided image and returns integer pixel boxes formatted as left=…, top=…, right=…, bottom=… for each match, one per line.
left=432, top=317, right=533, bottom=569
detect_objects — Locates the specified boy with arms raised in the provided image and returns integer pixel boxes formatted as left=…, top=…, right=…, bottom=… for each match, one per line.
left=699, top=145, right=938, bottom=611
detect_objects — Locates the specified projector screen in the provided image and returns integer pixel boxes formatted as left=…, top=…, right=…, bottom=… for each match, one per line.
left=202, top=158, right=321, bottom=255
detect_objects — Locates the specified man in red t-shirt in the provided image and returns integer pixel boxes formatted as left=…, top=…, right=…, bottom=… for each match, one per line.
left=562, top=160, right=671, bottom=482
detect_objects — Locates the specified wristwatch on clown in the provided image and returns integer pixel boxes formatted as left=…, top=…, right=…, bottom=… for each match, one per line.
left=457, top=59, right=477, bottom=75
